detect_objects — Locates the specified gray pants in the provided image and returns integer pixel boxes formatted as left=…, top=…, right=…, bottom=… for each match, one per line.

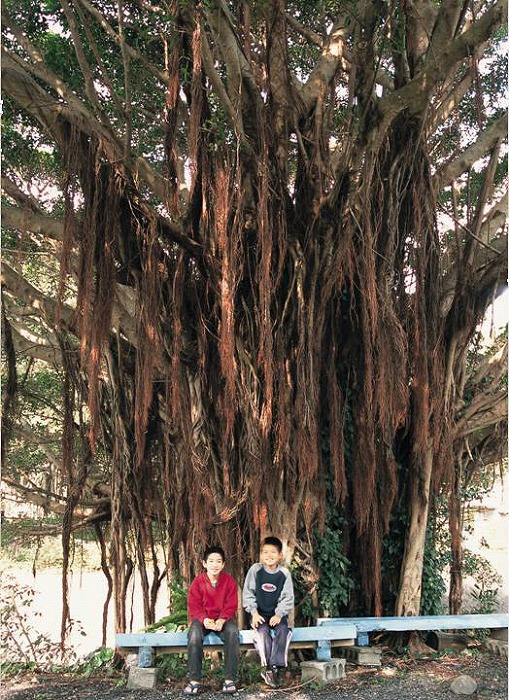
left=187, top=618, right=239, bottom=681
left=253, top=617, right=292, bottom=667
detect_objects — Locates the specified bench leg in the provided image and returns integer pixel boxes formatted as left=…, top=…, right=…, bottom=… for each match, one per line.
left=138, top=646, right=155, bottom=668
left=357, top=632, right=370, bottom=646
left=316, top=640, right=332, bottom=661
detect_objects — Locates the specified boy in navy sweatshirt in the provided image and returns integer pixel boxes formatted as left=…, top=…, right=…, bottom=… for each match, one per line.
left=242, top=536, right=294, bottom=688
left=185, top=545, right=239, bottom=695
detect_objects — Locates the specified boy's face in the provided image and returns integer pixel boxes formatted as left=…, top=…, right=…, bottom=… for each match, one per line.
left=203, top=552, right=225, bottom=578
left=260, top=544, right=282, bottom=570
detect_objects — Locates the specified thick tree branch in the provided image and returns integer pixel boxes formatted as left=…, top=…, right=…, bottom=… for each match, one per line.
left=440, top=191, right=507, bottom=320
left=433, top=72, right=472, bottom=130
left=1, top=50, right=168, bottom=202
left=205, top=0, right=264, bottom=143
left=468, top=141, right=503, bottom=255
left=434, top=115, right=507, bottom=190
left=200, top=30, right=245, bottom=142
left=428, top=0, right=471, bottom=57
left=379, top=0, right=507, bottom=126
left=2, top=476, right=107, bottom=521
left=1, top=261, right=76, bottom=331
left=2, top=203, right=64, bottom=242
left=265, top=1, right=295, bottom=172
left=7, top=321, right=63, bottom=365
left=456, top=391, right=507, bottom=437
left=1, top=10, right=92, bottom=120
left=2, top=259, right=142, bottom=350
left=59, top=0, right=114, bottom=126
left=404, top=0, right=438, bottom=75
left=299, top=19, right=348, bottom=113
left=1, top=176, right=48, bottom=213
left=285, top=12, right=394, bottom=92
left=71, top=0, right=126, bottom=117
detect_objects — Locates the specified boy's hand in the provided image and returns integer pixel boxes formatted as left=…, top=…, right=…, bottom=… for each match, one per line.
left=269, top=615, right=281, bottom=627
left=204, top=618, right=216, bottom=630
left=251, top=611, right=265, bottom=628
left=213, top=618, right=225, bottom=631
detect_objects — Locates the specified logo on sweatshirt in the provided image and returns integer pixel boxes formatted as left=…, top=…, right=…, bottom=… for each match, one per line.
left=261, top=583, right=277, bottom=592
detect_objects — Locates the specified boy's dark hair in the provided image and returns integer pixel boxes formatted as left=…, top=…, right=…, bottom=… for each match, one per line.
left=203, top=545, right=226, bottom=562
left=262, top=536, right=283, bottom=553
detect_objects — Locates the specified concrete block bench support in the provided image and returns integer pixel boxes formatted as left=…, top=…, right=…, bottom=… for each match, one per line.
left=300, top=658, right=346, bottom=682
left=127, top=667, right=157, bottom=689
left=336, top=645, right=382, bottom=666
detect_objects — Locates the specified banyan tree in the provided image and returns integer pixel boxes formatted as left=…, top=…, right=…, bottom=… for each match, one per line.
left=1, top=0, right=507, bottom=638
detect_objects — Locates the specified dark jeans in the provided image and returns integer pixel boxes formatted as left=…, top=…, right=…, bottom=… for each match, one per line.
left=253, top=616, right=292, bottom=667
left=187, top=618, right=239, bottom=681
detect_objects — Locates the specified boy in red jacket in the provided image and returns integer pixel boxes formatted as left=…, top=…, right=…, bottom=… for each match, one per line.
left=184, top=545, right=239, bottom=695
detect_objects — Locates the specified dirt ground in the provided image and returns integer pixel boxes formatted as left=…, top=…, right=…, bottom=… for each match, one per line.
left=1, top=647, right=507, bottom=700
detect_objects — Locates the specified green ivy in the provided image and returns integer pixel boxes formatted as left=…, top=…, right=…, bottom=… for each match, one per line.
left=382, top=498, right=449, bottom=615
left=420, top=516, right=448, bottom=616
left=315, top=526, right=355, bottom=616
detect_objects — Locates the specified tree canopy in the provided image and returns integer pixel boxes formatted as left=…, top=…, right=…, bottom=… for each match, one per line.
left=2, top=0, right=507, bottom=637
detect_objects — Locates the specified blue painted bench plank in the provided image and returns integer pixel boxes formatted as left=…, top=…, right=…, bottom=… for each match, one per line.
left=116, top=623, right=357, bottom=665
left=318, top=613, right=509, bottom=647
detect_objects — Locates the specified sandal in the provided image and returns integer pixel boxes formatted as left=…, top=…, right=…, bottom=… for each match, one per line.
left=221, top=680, right=237, bottom=694
left=183, top=681, right=201, bottom=695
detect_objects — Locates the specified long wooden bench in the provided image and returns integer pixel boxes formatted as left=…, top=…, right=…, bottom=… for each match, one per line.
left=117, top=612, right=509, bottom=670
left=116, top=622, right=358, bottom=667
left=317, top=613, right=509, bottom=647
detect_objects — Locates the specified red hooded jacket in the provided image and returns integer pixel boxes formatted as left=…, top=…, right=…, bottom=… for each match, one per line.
left=187, top=571, right=238, bottom=623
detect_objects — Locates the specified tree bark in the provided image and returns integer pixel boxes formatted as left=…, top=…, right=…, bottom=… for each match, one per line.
left=395, top=444, right=434, bottom=616
left=449, top=463, right=464, bottom=614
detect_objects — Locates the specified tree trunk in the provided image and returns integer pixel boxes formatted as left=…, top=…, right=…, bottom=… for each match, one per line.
left=449, top=463, right=464, bottom=614
left=395, top=444, right=434, bottom=616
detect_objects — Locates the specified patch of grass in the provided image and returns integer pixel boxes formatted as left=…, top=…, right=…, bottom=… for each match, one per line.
left=304, top=680, right=327, bottom=692
left=0, top=660, right=38, bottom=677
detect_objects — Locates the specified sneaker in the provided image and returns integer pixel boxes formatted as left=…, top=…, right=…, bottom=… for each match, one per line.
left=271, top=665, right=281, bottom=687
left=261, top=667, right=278, bottom=688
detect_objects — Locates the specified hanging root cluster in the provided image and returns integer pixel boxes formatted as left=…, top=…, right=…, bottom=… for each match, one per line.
left=55, top=17, right=458, bottom=630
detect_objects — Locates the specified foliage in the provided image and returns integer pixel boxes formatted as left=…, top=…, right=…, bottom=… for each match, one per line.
left=463, top=550, right=502, bottom=614
left=382, top=500, right=449, bottom=616
left=237, top=655, right=265, bottom=687
left=0, top=575, right=80, bottom=672
left=155, top=652, right=188, bottom=682
left=420, top=519, right=449, bottom=616
left=144, top=580, right=188, bottom=632
left=381, top=502, right=415, bottom=615
left=1, top=361, right=65, bottom=496
left=73, top=646, right=116, bottom=678
left=290, top=561, right=316, bottom=622
left=1, top=522, right=100, bottom=570
left=315, top=526, right=355, bottom=617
